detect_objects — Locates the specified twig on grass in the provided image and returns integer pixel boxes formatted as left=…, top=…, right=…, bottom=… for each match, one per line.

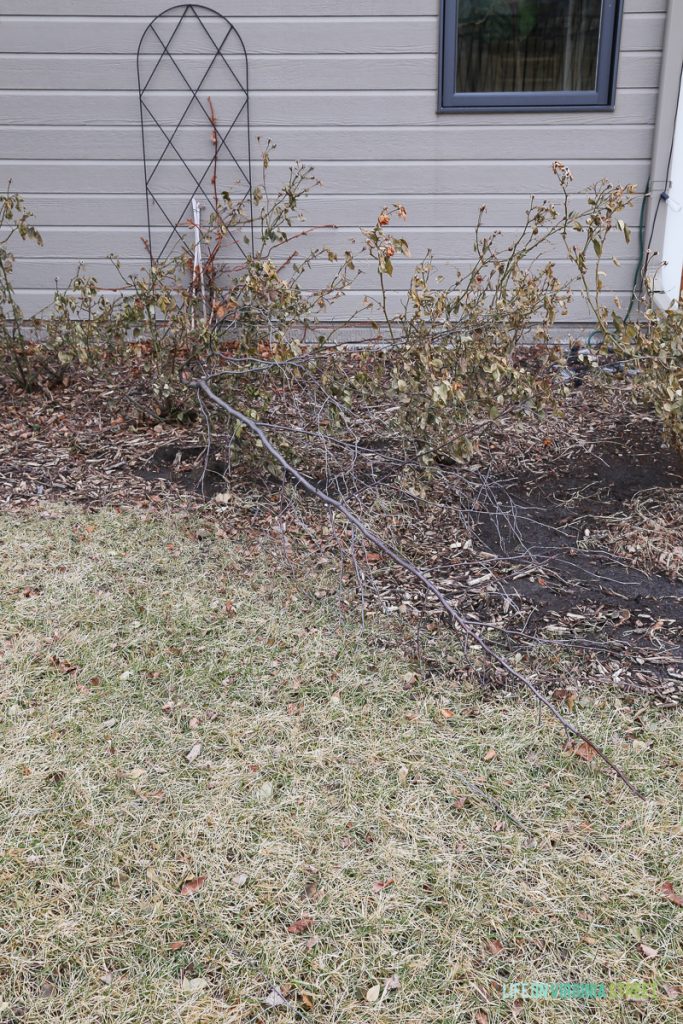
left=454, top=771, right=533, bottom=836
left=192, top=375, right=643, bottom=799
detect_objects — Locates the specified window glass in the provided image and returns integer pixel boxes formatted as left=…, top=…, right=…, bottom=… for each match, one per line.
left=456, top=0, right=603, bottom=95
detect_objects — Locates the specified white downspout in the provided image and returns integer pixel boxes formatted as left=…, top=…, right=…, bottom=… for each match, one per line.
left=658, top=65, right=683, bottom=308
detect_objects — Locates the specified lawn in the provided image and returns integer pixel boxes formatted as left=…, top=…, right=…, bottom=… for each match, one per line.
left=1, top=507, right=682, bottom=1022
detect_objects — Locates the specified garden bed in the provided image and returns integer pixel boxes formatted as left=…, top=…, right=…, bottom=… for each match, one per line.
left=2, top=370, right=682, bottom=703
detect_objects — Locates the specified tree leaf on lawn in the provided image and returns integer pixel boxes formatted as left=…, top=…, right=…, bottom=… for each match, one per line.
left=179, top=876, right=207, bottom=896
left=483, top=748, right=497, bottom=762
left=181, top=977, right=208, bottom=993
left=487, top=939, right=504, bottom=954
left=660, top=882, right=683, bottom=907
left=256, top=781, right=273, bottom=802
left=382, top=974, right=400, bottom=994
left=186, top=742, right=202, bottom=763
left=287, top=916, right=314, bottom=934
left=365, top=984, right=381, bottom=1003
left=264, top=986, right=289, bottom=1009
left=232, top=872, right=248, bottom=888
left=573, top=741, right=597, bottom=762
left=372, top=878, right=395, bottom=892
left=638, top=942, right=658, bottom=959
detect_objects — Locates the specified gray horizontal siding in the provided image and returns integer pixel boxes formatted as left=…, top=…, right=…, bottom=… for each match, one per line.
left=11, top=257, right=641, bottom=293
left=5, top=1, right=670, bottom=14
left=0, top=90, right=660, bottom=126
left=0, top=125, right=656, bottom=160
left=10, top=226, right=638, bottom=262
left=2, top=194, right=653, bottom=228
left=4, top=160, right=652, bottom=196
left=12, top=288, right=640, bottom=325
left=0, top=14, right=666, bottom=54
left=0, top=51, right=665, bottom=92
left=1, top=0, right=667, bottom=323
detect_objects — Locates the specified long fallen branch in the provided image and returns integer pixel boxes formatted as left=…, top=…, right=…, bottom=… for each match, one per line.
left=193, top=375, right=642, bottom=799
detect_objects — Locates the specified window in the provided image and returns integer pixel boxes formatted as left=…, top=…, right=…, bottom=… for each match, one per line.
left=439, top=0, right=623, bottom=112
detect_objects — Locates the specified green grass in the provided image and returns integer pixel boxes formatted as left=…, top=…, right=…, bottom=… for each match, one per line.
left=1, top=508, right=682, bottom=1022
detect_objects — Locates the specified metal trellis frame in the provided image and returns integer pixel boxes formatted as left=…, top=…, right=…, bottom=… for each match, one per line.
left=137, top=4, right=254, bottom=266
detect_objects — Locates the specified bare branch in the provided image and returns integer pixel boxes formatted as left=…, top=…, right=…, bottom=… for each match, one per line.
left=193, top=376, right=643, bottom=799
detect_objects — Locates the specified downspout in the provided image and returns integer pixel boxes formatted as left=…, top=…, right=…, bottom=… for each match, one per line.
left=647, top=0, right=683, bottom=309
left=657, top=67, right=683, bottom=306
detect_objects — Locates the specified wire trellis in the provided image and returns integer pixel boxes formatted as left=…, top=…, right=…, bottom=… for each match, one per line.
left=137, top=4, right=254, bottom=267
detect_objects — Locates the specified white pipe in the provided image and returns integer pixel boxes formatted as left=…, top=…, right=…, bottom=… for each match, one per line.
left=191, top=197, right=208, bottom=324
left=657, top=64, right=683, bottom=309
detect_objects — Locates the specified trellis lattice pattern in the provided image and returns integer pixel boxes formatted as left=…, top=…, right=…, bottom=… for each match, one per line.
left=137, top=4, right=253, bottom=264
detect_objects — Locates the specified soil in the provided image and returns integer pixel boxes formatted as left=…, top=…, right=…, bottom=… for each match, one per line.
left=2, top=369, right=682, bottom=703
left=475, top=418, right=683, bottom=626
left=140, top=443, right=231, bottom=499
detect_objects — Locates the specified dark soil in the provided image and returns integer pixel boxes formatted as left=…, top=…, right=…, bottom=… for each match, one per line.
left=474, top=418, right=683, bottom=629
left=2, top=370, right=682, bottom=702
left=140, top=443, right=230, bottom=499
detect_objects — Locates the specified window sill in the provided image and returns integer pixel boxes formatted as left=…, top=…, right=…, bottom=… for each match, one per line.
left=436, top=102, right=618, bottom=115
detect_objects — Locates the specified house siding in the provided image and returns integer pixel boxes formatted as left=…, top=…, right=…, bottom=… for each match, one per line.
left=0, top=0, right=669, bottom=322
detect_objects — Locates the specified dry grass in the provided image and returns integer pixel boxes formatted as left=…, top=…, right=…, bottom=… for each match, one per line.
left=1, top=508, right=682, bottom=1023
left=585, top=487, right=683, bottom=581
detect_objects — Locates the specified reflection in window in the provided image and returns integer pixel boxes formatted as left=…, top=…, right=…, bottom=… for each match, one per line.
left=456, top=0, right=603, bottom=95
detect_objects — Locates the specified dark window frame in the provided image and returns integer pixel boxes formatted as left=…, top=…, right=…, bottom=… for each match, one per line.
left=438, top=0, right=624, bottom=113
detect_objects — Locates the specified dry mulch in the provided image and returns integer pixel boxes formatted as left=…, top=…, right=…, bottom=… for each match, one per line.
left=0, top=370, right=203, bottom=512
left=2, top=369, right=682, bottom=705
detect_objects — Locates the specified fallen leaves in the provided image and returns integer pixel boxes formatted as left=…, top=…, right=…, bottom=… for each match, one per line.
left=49, top=654, right=79, bottom=676
left=483, top=748, right=497, bottom=762
left=179, top=876, right=206, bottom=897
left=372, top=878, right=395, bottom=892
left=181, top=977, right=207, bottom=993
left=255, top=781, right=274, bottom=803
left=571, top=740, right=597, bottom=762
left=486, top=938, right=504, bottom=955
left=365, top=974, right=400, bottom=1005
left=286, top=916, right=314, bottom=935
left=638, top=942, right=659, bottom=959
left=660, top=881, right=683, bottom=907
left=263, top=982, right=314, bottom=1010
left=553, top=687, right=576, bottom=712
left=263, top=986, right=289, bottom=1009
left=186, top=742, right=202, bottom=763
